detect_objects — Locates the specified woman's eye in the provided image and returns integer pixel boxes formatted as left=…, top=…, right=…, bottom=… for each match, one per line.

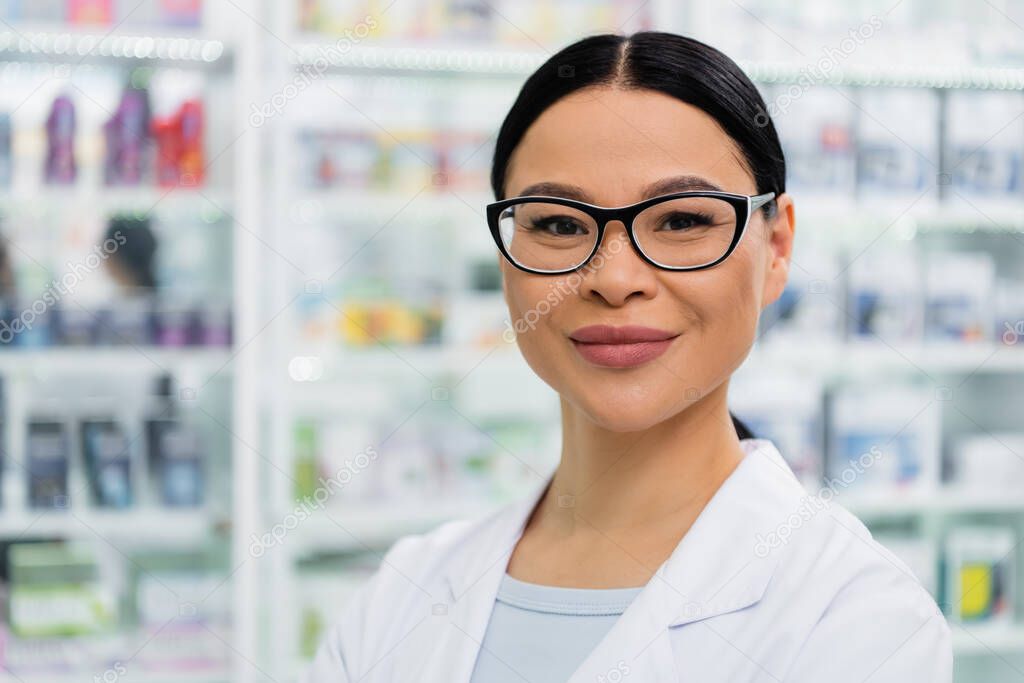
left=530, top=218, right=586, bottom=236
left=661, top=213, right=712, bottom=231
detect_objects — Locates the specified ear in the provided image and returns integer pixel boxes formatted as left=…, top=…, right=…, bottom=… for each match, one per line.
left=760, top=193, right=795, bottom=310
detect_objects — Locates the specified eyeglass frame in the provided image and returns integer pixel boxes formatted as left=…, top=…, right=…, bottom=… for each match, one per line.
left=486, top=190, right=777, bottom=275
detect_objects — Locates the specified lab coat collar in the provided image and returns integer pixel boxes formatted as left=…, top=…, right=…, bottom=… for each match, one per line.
left=442, top=437, right=802, bottom=625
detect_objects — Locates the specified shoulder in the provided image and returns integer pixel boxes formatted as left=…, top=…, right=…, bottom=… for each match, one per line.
left=368, top=496, right=527, bottom=596
left=768, top=500, right=952, bottom=681
left=736, top=440, right=952, bottom=680
left=301, top=499, right=523, bottom=681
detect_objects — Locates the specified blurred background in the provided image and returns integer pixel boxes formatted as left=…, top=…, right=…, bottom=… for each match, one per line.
left=0, top=1, right=1021, bottom=681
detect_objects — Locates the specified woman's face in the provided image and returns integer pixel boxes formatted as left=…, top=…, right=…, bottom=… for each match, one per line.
left=500, top=86, right=794, bottom=433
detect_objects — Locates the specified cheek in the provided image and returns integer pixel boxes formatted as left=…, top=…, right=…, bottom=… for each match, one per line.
left=710, top=237, right=766, bottom=324
left=503, top=270, right=538, bottom=331
left=502, top=267, right=581, bottom=390
left=664, top=254, right=763, bottom=380
left=502, top=267, right=567, bottom=342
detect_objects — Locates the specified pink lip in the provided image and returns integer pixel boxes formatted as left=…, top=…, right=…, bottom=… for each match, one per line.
left=568, top=325, right=680, bottom=368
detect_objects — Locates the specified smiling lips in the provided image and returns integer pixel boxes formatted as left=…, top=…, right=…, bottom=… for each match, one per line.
left=568, top=324, right=680, bottom=368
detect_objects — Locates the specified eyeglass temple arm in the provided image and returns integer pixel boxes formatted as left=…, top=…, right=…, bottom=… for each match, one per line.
left=750, top=191, right=776, bottom=212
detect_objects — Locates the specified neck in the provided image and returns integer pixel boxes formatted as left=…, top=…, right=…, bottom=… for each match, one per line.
left=538, top=383, right=746, bottom=538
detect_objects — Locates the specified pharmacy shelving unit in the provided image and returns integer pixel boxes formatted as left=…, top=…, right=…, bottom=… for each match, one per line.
left=256, top=6, right=1024, bottom=683
left=256, top=4, right=619, bottom=680
left=0, top=6, right=265, bottom=683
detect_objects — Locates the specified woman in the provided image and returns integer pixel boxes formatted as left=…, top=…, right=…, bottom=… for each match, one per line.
left=305, top=31, right=951, bottom=682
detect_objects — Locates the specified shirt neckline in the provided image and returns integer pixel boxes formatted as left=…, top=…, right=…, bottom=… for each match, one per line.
left=496, top=572, right=646, bottom=616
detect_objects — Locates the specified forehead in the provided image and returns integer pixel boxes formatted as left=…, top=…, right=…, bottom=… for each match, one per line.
left=504, top=86, right=753, bottom=202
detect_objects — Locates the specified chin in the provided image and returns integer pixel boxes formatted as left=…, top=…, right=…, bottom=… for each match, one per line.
left=591, top=411, right=665, bottom=434
left=570, top=392, right=672, bottom=433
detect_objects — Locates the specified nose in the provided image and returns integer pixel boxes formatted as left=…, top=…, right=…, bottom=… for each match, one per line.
left=578, top=220, right=659, bottom=307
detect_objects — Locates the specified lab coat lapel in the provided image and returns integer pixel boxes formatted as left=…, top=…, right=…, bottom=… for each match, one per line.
left=565, top=573, right=686, bottom=683
left=420, top=438, right=799, bottom=683
left=566, top=438, right=797, bottom=683
left=418, top=472, right=555, bottom=682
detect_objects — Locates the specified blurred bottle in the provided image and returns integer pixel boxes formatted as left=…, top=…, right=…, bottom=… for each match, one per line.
left=44, top=94, right=77, bottom=185
left=103, top=81, right=152, bottom=186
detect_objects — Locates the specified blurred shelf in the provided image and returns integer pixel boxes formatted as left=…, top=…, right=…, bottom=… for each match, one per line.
left=286, top=499, right=502, bottom=555
left=297, top=190, right=1024, bottom=242
left=0, top=188, right=234, bottom=216
left=291, top=42, right=1024, bottom=90
left=751, top=341, right=1024, bottom=375
left=0, top=507, right=216, bottom=544
left=0, top=347, right=234, bottom=377
left=292, top=189, right=492, bottom=217
left=951, top=623, right=1024, bottom=655
left=0, top=28, right=230, bottom=68
left=741, top=59, right=1024, bottom=91
left=795, top=197, right=1024, bottom=236
left=293, top=41, right=545, bottom=77
left=314, top=344, right=520, bottom=374
left=910, top=204, right=1024, bottom=235
left=282, top=489, right=1024, bottom=555
left=268, top=340, right=1024, bottom=395
left=266, top=345, right=524, bottom=395
left=293, top=191, right=1024, bottom=243
left=841, top=490, right=1024, bottom=518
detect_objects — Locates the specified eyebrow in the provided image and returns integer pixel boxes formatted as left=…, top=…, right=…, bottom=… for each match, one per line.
left=514, top=175, right=725, bottom=203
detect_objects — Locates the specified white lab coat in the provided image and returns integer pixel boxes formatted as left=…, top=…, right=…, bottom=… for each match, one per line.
left=303, top=438, right=953, bottom=682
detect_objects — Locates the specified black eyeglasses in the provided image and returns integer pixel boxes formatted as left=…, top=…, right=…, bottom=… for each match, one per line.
left=486, top=190, right=776, bottom=275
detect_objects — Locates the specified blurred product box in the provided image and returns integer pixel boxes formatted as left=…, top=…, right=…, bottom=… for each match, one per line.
left=0, top=88, right=206, bottom=188
left=856, top=90, right=938, bottom=197
left=0, top=0, right=202, bottom=27
left=26, top=418, right=69, bottom=509
left=443, top=291, right=509, bottom=348
left=947, top=91, right=1024, bottom=199
left=298, top=0, right=651, bottom=45
left=923, top=251, right=995, bottom=342
left=949, top=432, right=1024, bottom=493
left=338, top=298, right=444, bottom=347
left=131, top=551, right=230, bottom=672
left=11, top=375, right=207, bottom=512
left=729, top=371, right=824, bottom=491
left=0, top=299, right=231, bottom=349
left=80, top=418, right=132, bottom=508
left=846, top=246, right=924, bottom=342
left=145, top=419, right=205, bottom=507
left=826, top=382, right=941, bottom=494
left=758, top=241, right=842, bottom=345
left=944, top=526, right=1016, bottom=624
left=292, top=408, right=556, bottom=508
left=295, top=555, right=378, bottom=660
left=297, top=127, right=492, bottom=193
left=8, top=542, right=116, bottom=637
left=773, top=87, right=856, bottom=197
left=995, top=278, right=1024, bottom=346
